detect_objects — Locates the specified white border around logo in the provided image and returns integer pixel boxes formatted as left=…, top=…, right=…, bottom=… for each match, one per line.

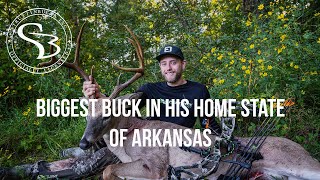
left=6, top=8, right=72, bottom=74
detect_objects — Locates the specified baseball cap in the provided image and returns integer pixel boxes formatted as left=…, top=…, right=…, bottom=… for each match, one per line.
left=156, top=45, right=185, bottom=61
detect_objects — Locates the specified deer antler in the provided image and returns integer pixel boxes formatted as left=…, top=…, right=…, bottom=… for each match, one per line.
left=39, top=23, right=144, bottom=99
left=108, top=26, right=144, bottom=99
left=38, top=23, right=91, bottom=82
left=39, top=23, right=97, bottom=99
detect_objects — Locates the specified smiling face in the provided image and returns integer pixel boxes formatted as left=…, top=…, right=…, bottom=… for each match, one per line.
left=159, top=55, right=186, bottom=86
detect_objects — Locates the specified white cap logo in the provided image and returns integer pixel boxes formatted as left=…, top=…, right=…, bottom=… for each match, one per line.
left=164, top=46, right=172, bottom=52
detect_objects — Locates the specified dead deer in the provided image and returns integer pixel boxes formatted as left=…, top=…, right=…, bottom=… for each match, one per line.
left=41, top=24, right=320, bottom=180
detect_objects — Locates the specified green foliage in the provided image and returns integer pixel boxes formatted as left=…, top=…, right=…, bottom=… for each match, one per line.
left=0, top=0, right=319, bottom=166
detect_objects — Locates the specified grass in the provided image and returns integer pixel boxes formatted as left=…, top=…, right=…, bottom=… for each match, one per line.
left=0, top=108, right=85, bottom=167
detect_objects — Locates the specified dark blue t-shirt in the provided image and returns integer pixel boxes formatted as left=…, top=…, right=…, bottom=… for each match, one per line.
left=137, top=80, right=210, bottom=128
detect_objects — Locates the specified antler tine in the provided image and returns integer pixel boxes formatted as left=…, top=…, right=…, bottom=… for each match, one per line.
left=109, top=73, right=144, bottom=99
left=74, top=23, right=85, bottom=66
left=63, top=22, right=90, bottom=81
left=109, top=26, right=144, bottom=99
left=124, top=25, right=144, bottom=66
left=38, top=23, right=90, bottom=82
left=111, top=26, right=144, bottom=73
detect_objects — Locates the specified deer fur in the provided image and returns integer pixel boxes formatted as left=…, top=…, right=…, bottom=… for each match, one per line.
left=78, top=93, right=320, bottom=180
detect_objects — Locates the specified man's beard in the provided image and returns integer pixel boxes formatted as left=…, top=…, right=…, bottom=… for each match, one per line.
left=162, top=70, right=182, bottom=83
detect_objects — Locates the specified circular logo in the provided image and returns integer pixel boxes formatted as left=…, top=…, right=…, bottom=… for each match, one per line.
left=6, top=8, right=72, bottom=74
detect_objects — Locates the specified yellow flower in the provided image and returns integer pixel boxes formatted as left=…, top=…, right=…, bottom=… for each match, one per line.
left=268, top=11, right=273, bottom=16
left=258, top=4, right=264, bottom=10
left=211, top=47, right=216, bottom=53
left=240, top=57, right=246, bottom=63
left=237, top=81, right=241, bottom=85
left=13, top=67, right=17, bottom=73
left=310, top=71, right=318, bottom=75
left=277, top=13, right=285, bottom=20
left=236, top=4, right=241, bottom=11
left=267, top=65, right=273, bottom=70
left=153, top=36, right=160, bottom=42
left=231, top=73, right=234, bottom=77
left=246, top=20, right=252, bottom=27
left=149, top=0, right=160, bottom=8
left=245, top=69, right=251, bottom=74
left=213, top=78, right=217, bottom=83
left=138, top=15, right=147, bottom=20
left=211, top=0, right=217, bottom=5
left=28, top=85, right=32, bottom=90
left=280, top=34, right=287, bottom=42
left=242, top=65, right=246, bottom=70
left=260, top=65, right=265, bottom=70
left=217, top=54, right=223, bottom=60
left=290, top=62, right=294, bottom=67
left=230, top=60, right=235, bottom=65
left=317, top=38, right=320, bottom=44
left=263, top=72, right=268, bottom=77
left=218, top=79, right=225, bottom=84
left=148, top=22, right=154, bottom=29
left=249, top=44, right=255, bottom=49
left=23, top=107, right=31, bottom=116
left=74, top=75, right=81, bottom=81
left=56, top=39, right=61, bottom=46
left=34, top=120, right=40, bottom=126
left=258, top=59, right=264, bottom=64
left=257, top=49, right=261, bottom=55
left=294, top=65, right=299, bottom=69
left=65, top=82, right=71, bottom=87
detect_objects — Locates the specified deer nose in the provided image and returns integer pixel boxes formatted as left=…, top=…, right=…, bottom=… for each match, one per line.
left=79, top=138, right=92, bottom=150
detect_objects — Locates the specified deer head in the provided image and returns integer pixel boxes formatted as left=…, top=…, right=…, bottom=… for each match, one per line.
left=39, top=23, right=144, bottom=150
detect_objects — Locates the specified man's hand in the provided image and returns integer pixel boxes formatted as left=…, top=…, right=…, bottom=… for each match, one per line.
left=82, top=75, right=104, bottom=98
